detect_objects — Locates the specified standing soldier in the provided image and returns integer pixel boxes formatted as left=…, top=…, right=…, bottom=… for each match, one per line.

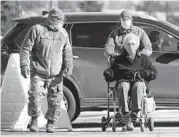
left=105, top=10, right=152, bottom=57
left=20, top=8, right=73, bottom=133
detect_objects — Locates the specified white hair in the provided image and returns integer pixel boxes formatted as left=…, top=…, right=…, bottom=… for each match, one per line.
left=123, top=33, right=140, bottom=46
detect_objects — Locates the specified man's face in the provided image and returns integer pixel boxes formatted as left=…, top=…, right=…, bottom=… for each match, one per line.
left=124, top=37, right=139, bottom=56
left=48, top=19, right=64, bottom=30
left=121, top=17, right=132, bottom=30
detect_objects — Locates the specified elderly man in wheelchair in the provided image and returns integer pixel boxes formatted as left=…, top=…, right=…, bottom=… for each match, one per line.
left=103, top=33, right=157, bottom=131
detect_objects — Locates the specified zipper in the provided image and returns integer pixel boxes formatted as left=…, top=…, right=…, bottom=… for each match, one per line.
left=50, top=31, right=55, bottom=76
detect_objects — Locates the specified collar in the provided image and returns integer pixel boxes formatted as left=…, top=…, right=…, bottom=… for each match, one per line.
left=123, top=49, right=141, bottom=58
left=45, top=20, right=58, bottom=32
left=119, top=24, right=134, bottom=33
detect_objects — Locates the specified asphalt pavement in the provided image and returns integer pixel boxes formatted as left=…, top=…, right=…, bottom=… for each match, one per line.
left=1, top=110, right=179, bottom=137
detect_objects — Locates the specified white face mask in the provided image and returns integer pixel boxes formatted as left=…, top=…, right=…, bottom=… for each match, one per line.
left=48, top=19, right=63, bottom=30
left=121, top=19, right=132, bottom=30
left=54, top=23, right=63, bottom=30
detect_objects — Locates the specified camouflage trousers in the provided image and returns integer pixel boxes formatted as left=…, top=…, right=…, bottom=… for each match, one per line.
left=28, top=74, right=63, bottom=122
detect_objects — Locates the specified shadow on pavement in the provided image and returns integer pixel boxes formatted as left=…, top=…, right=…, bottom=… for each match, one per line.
left=72, top=121, right=179, bottom=128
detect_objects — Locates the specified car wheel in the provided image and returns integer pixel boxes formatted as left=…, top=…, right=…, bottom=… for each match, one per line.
left=63, top=86, right=76, bottom=121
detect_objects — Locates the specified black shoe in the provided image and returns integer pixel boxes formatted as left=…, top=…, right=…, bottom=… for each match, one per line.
left=131, top=112, right=137, bottom=122
left=46, top=120, right=55, bottom=133
left=115, top=112, right=123, bottom=121
left=29, top=117, right=39, bottom=132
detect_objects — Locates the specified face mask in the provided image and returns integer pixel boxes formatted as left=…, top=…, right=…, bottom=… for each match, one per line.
left=48, top=19, right=63, bottom=31
left=54, top=23, right=63, bottom=30
left=121, top=20, right=132, bottom=30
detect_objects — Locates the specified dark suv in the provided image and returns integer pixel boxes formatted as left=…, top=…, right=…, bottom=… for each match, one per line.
left=1, top=12, right=179, bottom=122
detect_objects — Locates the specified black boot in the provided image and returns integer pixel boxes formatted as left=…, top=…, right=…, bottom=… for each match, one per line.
left=46, top=120, right=55, bottom=133
left=29, top=117, right=39, bottom=132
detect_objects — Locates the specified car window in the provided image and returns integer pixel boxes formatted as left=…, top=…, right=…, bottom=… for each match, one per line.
left=1, top=24, right=27, bottom=51
left=13, top=25, right=33, bottom=50
left=2, top=23, right=69, bottom=52
left=71, top=23, right=118, bottom=48
left=138, top=25, right=179, bottom=52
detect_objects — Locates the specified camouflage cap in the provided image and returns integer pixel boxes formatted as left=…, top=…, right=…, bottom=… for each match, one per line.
left=120, top=10, right=132, bottom=20
left=47, top=8, right=65, bottom=23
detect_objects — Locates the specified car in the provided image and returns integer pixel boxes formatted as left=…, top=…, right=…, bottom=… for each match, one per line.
left=1, top=12, right=179, bottom=122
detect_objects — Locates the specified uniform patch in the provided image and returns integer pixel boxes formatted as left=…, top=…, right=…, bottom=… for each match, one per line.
left=115, top=36, right=123, bottom=44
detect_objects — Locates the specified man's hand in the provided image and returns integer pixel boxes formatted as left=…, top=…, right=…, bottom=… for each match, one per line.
left=21, top=66, right=29, bottom=78
left=103, top=68, right=114, bottom=82
left=65, top=67, right=72, bottom=77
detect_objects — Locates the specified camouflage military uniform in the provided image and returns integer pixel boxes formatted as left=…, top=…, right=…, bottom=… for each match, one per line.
left=28, top=74, right=64, bottom=121
left=105, top=10, right=152, bottom=57
left=20, top=9, right=73, bottom=123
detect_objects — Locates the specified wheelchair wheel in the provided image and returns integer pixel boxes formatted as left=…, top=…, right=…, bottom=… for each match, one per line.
left=148, top=117, right=154, bottom=131
left=101, top=116, right=107, bottom=132
left=112, top=118, right=116, bottom=132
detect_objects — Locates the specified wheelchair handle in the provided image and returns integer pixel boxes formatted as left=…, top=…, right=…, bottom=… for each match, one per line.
left=107, top=55, right=114, bottom=67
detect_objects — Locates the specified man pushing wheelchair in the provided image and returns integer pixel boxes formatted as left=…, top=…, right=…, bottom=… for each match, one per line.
left=103, top=33, right=157, bottom=131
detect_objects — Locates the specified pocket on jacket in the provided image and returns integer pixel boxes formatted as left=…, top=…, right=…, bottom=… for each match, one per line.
left=53, top=38, right=65, bottom=52
left=40, top=36, right=52, bottom=47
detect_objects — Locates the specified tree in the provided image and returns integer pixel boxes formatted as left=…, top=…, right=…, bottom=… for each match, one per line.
left=58, top=1, right=80, bottom=12
left=135, top=1, right=179, bottom=25
left=1, top=1, right=16, bottom=36
left=57, top=1, right=104, bottom=12
left=136, top=1, right=166, bottom=15
left=79, top=1, right=104, bottom=12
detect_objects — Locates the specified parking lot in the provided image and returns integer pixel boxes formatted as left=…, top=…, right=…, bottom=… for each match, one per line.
left=1, top=2, right=179, bottom=137
left=1, top=110, right=179, bottom=137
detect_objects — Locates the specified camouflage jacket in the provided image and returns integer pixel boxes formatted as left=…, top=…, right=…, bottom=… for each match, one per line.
left=20, top=22, right=73, bottom=78
left=105, top=25, right=152, bottom=57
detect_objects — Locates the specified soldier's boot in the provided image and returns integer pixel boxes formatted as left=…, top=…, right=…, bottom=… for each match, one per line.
left=29, top=117, right=39, bottom=132
left=46, top=120, right=55, bottom=133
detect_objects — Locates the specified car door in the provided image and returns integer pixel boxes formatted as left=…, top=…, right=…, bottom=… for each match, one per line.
left=138, top=23, right=179, bottom=105
left=71, top=23, right=118, bottom=103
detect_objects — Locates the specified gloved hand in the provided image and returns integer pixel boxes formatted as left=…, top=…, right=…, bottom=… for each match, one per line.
left=139, top=70, right=150, bottom=79
left=21, top=66, right=29, bottom=78
left=65, top=67, right=73, bottom=77
left=103, top=68, right=114, bottom=82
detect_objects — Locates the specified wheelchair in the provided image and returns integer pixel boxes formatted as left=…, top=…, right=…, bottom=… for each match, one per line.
left=101, top=56, right=155, bottom=132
